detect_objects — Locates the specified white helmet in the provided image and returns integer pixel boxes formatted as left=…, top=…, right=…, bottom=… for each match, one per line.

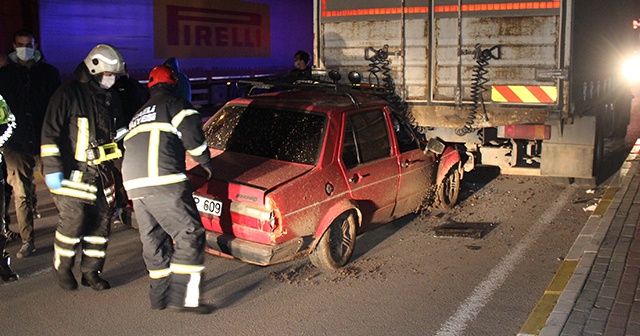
left=83, top=44, right=125, bottom=75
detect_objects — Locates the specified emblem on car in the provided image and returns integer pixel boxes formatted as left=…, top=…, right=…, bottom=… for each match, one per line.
left=325, top=182, right=334, bottom=196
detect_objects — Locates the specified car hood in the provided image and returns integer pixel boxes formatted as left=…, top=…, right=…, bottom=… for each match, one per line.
left=187, top=149, right=314, bottom=193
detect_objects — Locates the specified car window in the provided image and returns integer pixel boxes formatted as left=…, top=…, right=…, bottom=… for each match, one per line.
left=204, top=105, right=326, bottom=165
left=391, top=114, right=420, bottom=153
left=342, top=109, right=391, bottom=169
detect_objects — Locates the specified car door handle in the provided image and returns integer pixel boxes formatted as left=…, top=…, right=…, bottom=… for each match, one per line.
left=349, top=173, right=370, bottom=183
left=401, top=160, right=414, bottom=168
left=401, top=159, right=423, bottom=168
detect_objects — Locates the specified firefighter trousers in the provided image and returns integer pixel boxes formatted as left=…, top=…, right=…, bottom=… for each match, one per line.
left=53, top=191, right=112, bottom=273
left=133, top=189, right=206, bottom=309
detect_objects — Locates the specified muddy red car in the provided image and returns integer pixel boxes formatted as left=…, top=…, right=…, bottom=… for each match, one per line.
left=186, top=87, right=462, bottom=269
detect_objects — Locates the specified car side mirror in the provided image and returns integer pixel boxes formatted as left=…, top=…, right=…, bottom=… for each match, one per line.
left=425, top=138, right=445, bottom=155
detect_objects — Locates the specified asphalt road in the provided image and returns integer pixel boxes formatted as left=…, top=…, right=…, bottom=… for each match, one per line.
left=2, top=148, right=627, bottom=336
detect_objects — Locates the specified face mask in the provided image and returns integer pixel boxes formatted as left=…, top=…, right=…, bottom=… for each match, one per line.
left=99, top=74, right=117, bottom=89
left=15, top=47, right=35, bottom=62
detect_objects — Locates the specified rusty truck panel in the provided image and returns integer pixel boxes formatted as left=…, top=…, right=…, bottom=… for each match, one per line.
left=316, top=0, right=638, bottom=178
left=319, top=2, right=563, bottom=129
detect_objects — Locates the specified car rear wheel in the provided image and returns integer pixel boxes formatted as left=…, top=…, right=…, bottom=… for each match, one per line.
left=309, top=212, right=357, bottom=270
left=436, top=167, right=460, bottom=209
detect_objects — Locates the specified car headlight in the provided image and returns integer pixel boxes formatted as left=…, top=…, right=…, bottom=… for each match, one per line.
left=623, top=54, right=640, bottom=83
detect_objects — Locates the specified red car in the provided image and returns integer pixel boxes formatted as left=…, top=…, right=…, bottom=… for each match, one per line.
left=186, top=87, right=462, bottom=269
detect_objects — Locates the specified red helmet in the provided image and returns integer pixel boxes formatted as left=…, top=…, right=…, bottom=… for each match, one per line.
left=148, top=65, right=178, bottom=88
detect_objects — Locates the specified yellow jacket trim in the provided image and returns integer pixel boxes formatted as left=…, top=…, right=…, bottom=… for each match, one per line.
left=148, top=129, right=160, bottom=177
left=170, top=263, right=205, bottom=274
left=62, top=180, right=98, bottom=193
left=123, top=173, right=188, bottom=191
left=75, top=117, right=90, bottom=162
left=187, top=141, right=208, bottom=157
left=54, top=244, right=76, bottom=257
left=83, top=249, right=106, bottom=258
left=83, top=236, right=108, bottom=244
left=123, top=122, right=180, bottom=142
left=51, top=187, right=97, bottom=201
left=149, top=268, right=171, bottom=279
left=70, top=170, right=83, bottom=182
left=41, top=144, right=60, bottom=157
left=55, top=232, right=81, bottom=245
left=171, top=109, right=199, bottom=128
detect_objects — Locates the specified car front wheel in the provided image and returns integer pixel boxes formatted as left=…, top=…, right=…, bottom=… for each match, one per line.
left=309, top=212, right=357, bottom=270
left=436, top=166, right=460, bottom=209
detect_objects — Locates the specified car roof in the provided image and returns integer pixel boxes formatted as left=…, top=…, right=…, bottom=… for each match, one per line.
left=228, top=88, right=390, bottom=115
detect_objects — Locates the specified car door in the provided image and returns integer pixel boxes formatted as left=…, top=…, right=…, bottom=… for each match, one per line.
left=390, top=112, right=436, bottom=217
left=341, top=108, right=399, bottom=226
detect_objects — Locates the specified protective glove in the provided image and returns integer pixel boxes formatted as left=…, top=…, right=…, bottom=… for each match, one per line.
left=200, top=162, right=214, bottom=181
left=45, top=172, right=64, bottom=190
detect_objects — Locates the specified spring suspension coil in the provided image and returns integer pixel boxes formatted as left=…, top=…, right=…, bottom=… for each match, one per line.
left=455, top=44, right=501, bottom=136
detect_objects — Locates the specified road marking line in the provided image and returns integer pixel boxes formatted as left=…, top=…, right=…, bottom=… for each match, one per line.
left=435, top=186, right=576, bottom=336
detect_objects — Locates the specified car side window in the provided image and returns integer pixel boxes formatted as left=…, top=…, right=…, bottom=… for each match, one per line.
left=391, top=114, right=420, bottom=153
left=342, top=109, right=391, bottom=169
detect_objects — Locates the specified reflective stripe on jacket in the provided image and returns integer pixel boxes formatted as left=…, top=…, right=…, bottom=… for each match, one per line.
left=122, top=84, right=210, bottom=199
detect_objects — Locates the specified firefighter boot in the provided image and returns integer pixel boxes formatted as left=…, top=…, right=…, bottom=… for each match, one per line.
left=81, top=271, right=111, bottom=291
left=54, top=268, right=77, bottom=290
left=0, top=251, right=18, bottom=282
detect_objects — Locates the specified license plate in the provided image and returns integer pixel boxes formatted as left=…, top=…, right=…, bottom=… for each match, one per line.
left=193, top=194, right=223, bottom=217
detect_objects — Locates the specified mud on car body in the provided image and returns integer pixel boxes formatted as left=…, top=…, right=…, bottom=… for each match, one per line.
left=186, top=87, right=462, bottom=269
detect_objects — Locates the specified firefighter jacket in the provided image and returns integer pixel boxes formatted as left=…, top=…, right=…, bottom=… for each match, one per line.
left=121, top=84, right=211, bottom=199
left=40, top=62, right=121, bottom=204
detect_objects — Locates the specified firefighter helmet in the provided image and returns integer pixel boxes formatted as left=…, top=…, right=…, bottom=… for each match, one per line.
left=148, top=65, right=178, bottom=88
left=84, top=44, right=125, bottom=75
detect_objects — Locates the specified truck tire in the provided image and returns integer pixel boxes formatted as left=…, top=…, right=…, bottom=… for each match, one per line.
left=593, top=118, right=604, bottom=176
left=309, top=212, right=357, bottom=270
left=436, top=167, right=461, bottom=209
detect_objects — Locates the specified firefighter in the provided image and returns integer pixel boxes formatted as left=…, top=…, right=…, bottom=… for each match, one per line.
left=0, top=94, right=18, bottom=282
left=41, top=44, right=126, bottom=291
left=121, top=65, right=213, bottom=314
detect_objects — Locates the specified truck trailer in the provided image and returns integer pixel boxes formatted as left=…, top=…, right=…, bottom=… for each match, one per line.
left=313, top=0, right=640, bottom=180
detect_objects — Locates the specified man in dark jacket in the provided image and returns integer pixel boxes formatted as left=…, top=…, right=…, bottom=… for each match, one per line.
left=122, top=65, right=213, bottom=314
left=41, top=44, right=125, bottom=291
left=0, top=29, right=62, bottom=259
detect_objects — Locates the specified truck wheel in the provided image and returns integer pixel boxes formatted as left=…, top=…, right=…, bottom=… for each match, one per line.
left=436, top=168, right=460, bottom=209
left=309, top=212, right=357, bottom=270
left=593, top=120, right=604, bottom=176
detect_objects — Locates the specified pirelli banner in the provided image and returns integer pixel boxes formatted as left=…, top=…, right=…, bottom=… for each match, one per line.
left=154, top=0, right=271, bottom=58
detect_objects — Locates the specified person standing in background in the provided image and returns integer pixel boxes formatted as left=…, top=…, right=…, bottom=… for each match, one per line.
left=163, top=57, right=191, bottom=101
left=0, top=29, right=62, bottom=259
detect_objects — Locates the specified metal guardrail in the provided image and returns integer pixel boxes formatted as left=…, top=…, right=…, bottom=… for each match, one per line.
left=190, top=75, right=274, bottom=109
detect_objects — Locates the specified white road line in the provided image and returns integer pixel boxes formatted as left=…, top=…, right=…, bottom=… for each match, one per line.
left=435, top=186, right=576, bottom=336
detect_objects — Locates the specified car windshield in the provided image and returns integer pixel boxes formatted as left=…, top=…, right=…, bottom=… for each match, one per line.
left=204, top=105, right=327, bottom=165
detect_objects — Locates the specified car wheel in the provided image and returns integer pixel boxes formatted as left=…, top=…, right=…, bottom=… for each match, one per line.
left=309, top=212, right=357, bottom=270
left=436, top=167, right=460, bottom=209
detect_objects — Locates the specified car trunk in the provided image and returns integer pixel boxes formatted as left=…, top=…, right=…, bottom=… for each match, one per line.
left=186, top=149, right=314, bottom=244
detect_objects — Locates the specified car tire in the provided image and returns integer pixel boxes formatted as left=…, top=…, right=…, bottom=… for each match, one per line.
left=436, top=167, right=460, bottom=209
left=309, top=212, right=357, bottom=270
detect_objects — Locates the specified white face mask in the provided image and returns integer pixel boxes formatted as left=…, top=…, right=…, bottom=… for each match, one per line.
left=15, top=47, right=35, bottom=62
left=99, top=74, right=117, bottom=89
